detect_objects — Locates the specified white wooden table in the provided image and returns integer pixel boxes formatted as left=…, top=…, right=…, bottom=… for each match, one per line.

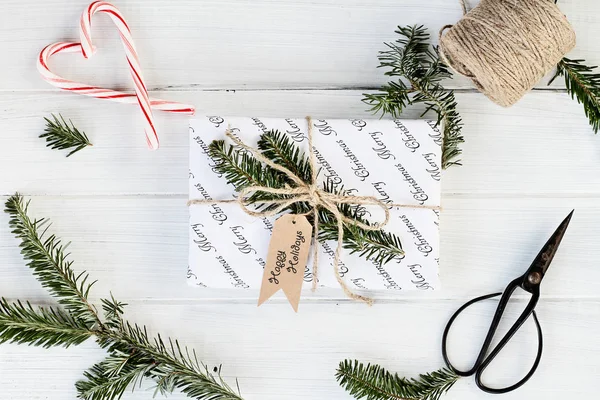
left=1, top=0, right=599, bottom=399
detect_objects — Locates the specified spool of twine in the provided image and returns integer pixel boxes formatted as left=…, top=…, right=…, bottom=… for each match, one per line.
left=439, top=0, right=576, bottom=107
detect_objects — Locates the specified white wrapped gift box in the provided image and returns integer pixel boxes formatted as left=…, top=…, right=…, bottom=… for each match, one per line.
left=188, top=116, right=442, bottom=292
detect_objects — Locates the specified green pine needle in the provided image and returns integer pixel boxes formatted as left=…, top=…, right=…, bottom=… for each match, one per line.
left=257, top=130, right=313, bottom=183
left=336, top=360, right=459, bottom=400
left=76, top=355, right=152, bottom=400
left=92, top=322, right=244, bottom=400
left=364, top=25, right=464, bottom=168
left=0, top=298, right=92, bottom=348
left=41, top=114, right=92, bottom=157
left=209, top=138, right=288, bottom=191
left=318, top=193, right=405, bottom=265
left=208, top=131, right=405, bottom=265
left=100, top=294, right=127, bottom=330
left=2, top=194, right=243, bottom=400
left=5, top=193, right=102, bottom=328
left=551, top=58, right=600, bottom=133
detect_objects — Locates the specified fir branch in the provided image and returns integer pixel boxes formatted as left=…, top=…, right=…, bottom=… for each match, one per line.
left=336, top=360, right=459, bottom=400
left=101, top=294, right=127, bottom=330
left=257, top=130, right=313, bottom=184
left=259, top=134, right=406, bottom=263
left=317, top=182, right=404, bottom=265
left=2, top=194, right=244, bottom=400
left=550, top=58, right=600, bottom=133
left=75, top=351, right=152, bottom=400
left=376, top=25, right=439, bottom=81
left=0, top=298, right=92, bottom=348
left=41, top=114, right=92, bottom=157
left=95, top=322, right=243, bottom=400
left=364, top=81, right=412, bottom=117
left=5, top=193, right=102, bottom=328
left=209, top=133, right=405, bottom=264
left=208, top=139, right=288, bottom=206
left=365, top=25, right=464, bottom=168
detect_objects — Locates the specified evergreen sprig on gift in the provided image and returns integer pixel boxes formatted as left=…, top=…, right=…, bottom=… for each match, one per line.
left=40, top=114, right=92, bottom=157
left=208, top=130, right=405, bottom=265
left=364, top=25, right=464, bottom=168
left=1, top=194, right=243, bottom=400
left=336, top=360, right=459, bottom=400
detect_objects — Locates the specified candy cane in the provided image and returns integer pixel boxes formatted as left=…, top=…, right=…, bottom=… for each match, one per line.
left=37, top=1, right=195, bottom=149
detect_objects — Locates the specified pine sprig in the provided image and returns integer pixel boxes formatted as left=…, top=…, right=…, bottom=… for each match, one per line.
left=75, top=352, right=152, bottom=400
left=0, top=298, right=92, bottom=348
left=318, top=197, right=405, bottom=265
left=2, top=194, right=243, bottom=400
left=41, top=114, right=92, bottom=157
left=257, top=130, right=313, bottom=183
left=96, top=322, right=243, bottom=400
left=550, top=58, right=600, bottom=133
left=76, top=322, right=243, bottom=400
left=336, top=360, right=459, bottom=400
left=101, top=294, right=126, bottom=330
left=208, top=139, right=288, bottom=207
left=365, top=25, right=464, bottom=168
left=208, top=132, right=405, bottom=265
left=5, top=194, right=102, bottom=328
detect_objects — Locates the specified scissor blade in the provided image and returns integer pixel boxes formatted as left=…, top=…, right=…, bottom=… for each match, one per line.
left=529, top=210, right=574, bottom=278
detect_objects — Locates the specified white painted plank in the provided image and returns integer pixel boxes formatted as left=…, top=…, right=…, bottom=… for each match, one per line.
left=0, top=300, right=598, bottom=399
left=0, top=91, right=599, bottom=195
left=0, top=196, right=594, bottom=301
left=0, top=0, right=593, bottom=91
left=0, top=1, right=598, bottom=399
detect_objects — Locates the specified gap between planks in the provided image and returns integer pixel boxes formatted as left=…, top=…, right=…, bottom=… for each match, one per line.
left=0, top=87, right=570, bottom=93
left=2, top=193, right=600, bottom=199
left=1, top=296, right=598, bottom=305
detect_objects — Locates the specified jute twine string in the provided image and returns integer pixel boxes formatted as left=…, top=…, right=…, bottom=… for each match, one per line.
left=439, top=0, right=576, bottom=107
left=188, top=117, right=441, bottom=305
left=459, top=0, right=467, bottom=15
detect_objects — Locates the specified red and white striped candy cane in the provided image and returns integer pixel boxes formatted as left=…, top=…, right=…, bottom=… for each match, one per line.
left=37, top=1, right=195, bottom=149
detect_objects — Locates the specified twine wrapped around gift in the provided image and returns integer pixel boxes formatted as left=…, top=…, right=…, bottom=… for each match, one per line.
left=439, top=0, right=576, bottom=107
left=188, top=117, right=441, bottom=305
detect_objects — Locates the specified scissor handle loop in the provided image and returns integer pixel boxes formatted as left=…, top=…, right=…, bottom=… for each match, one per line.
left=441, top=292, right=503, bottom=376
left=441, top=281, right=543, bottom=393
left=475, top=310, right=543, bottom=393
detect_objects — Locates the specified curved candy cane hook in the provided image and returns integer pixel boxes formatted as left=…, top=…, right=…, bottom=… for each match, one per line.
left=37, top=1, right=195, bottom=149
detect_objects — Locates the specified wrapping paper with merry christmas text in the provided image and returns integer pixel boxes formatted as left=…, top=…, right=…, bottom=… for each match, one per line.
left=188, top=116, right=442, bottom=293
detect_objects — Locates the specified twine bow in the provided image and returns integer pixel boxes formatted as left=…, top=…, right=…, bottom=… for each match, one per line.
left=189, top=117, right=440, bottom=305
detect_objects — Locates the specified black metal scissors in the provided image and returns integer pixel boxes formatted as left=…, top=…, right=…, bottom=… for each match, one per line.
left=441, top=211, right=573, bottom=394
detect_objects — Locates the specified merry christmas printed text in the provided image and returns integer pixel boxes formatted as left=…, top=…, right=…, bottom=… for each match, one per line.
left=188, top=117, right=442, bottom=291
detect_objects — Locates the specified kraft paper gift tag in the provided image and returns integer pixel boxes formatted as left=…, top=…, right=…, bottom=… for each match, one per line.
left=188, top=117, right=441, bottom=295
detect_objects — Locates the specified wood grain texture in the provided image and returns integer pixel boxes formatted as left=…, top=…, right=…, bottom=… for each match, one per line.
left=0, top=196, right=594, bottom=302
left=0, top=0, right=593, bottom=91
left=0, top=301, right=598, bottom=399
left=0, top=90, right=599, bottom=195
left=1, top=0, right=599, bottom=399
